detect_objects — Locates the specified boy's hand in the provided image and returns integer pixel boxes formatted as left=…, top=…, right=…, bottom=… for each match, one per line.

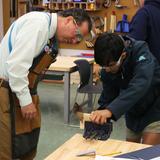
left=90, top=109, right=112, bottom=125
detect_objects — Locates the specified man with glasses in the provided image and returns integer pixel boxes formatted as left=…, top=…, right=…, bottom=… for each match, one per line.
left=90, top=32, right=160, bottom=145
left=0, top=8, right=92, bottom=160
left=58, top=9, right=91, bottom=44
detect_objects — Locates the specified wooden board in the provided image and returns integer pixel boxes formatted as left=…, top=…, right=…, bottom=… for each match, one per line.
left=45, top=133, right=150, bottom=160
left=2, top=0, right=10, bottom=34
left=48, top=56, right=94, bottom=72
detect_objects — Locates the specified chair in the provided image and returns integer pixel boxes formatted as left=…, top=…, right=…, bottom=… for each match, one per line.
left=74, top=59, right=102, bottom=108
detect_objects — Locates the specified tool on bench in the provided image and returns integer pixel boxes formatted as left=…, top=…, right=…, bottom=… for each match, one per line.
left=73, top=102, right=113, bottom=141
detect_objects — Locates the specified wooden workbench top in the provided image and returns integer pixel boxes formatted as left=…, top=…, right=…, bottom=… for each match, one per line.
left=45, top=134, right=150, bottom=160
left=48, top=56, right=94, bottom=72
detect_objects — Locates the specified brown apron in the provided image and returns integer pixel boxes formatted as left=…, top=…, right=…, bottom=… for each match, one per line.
left=9, top=92, right=40, bottom=159
left=0, top=79, right=39, bottom=160
left=9, top=37, right=58, bottom=159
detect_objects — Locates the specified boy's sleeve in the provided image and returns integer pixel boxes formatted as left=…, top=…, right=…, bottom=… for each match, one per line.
left=98, top=69, right=119, bottom=108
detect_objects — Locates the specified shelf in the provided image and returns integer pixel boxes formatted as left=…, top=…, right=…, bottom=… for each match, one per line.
left=47, top=2, right=102, bottom=11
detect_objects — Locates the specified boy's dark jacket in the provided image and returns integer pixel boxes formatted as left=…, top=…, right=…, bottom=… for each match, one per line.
left=99, top=36, right=160, bottom=132
left=129, top=0, right=160, bottom=63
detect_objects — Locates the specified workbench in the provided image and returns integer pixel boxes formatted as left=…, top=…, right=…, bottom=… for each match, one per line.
left=45, top=133, right=150, bottom=160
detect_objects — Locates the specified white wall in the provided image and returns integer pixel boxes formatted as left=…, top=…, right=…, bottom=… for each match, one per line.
left=0, top=0, right=4, bottom=41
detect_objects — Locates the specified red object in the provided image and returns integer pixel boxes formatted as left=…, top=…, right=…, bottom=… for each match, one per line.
left=81, top=53, right=94, bottom=57
left=112, top=11, right=116, bottom=15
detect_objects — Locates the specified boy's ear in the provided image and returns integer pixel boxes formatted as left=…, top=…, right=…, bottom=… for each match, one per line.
left=121, top=52, right=127, bottom=60
left=117, top=52, right=127, bottom=65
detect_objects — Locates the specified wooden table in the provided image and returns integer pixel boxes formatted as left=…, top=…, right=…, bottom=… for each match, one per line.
left=47, top=56, right=94, bottom=124
left=45, top=134, right=150, bottom=160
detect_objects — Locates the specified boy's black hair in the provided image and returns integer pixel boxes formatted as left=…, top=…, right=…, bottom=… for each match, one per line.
left=94, top=32, right=124, bottom=66
left=58, top=8, right=92, bottom=32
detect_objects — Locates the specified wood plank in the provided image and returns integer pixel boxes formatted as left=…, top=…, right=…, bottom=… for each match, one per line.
left=48, top=56, right=94, bottom=72
left=3, top=0, right=10, bottom=34
left=45, top=134, right=150, bottom=160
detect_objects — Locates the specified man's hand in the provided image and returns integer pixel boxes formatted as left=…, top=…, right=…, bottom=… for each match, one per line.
left=90, top=109, right=112, bottom=125
left=21, top=103, right=37, bottom=120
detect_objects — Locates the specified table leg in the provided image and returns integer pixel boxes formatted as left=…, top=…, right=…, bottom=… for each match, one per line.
left=88, top=64, right=93, bottom=108
left=64, top=72, right=70, bottom=124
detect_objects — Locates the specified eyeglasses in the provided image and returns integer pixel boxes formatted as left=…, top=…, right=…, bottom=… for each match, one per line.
left=102, top=62, right=120, bottom=73
left=102, top=52, right=126, bottom=73
left=73, top=19, right=83, bottom=42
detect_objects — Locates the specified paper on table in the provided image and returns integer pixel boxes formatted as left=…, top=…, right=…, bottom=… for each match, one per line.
left=95, top=155, right=134, bottom=160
